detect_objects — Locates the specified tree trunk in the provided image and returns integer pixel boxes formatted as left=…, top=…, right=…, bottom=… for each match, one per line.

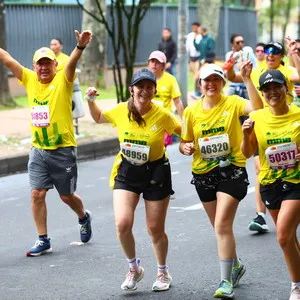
left=270, top=0, right=274, bottom=41
left=0, top=0, right=15, bottom=107
left=80, top=0, right=106, bottom=87
left=197, top=0, right=221, bottom=39
left=281, top=0, right=292, bottom=44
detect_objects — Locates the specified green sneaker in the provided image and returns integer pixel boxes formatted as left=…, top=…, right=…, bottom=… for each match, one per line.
left=214, top=279, right=234, bottom=299
left=232, top=259, right=246, bottom=288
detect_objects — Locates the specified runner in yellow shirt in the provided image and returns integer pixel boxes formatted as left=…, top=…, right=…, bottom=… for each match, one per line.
left=148, top=50, right=184, bottom=146
left=227, top=38, right=300, bottom=233
left=180, top=63, right=263, bottom=298
left=50, top=38, right=69, bottom=71
left=241, top=69, right=300, bottom=300
left=0, top=30, right=93, bottom=256
left=85, top=68, right=181, bottom=292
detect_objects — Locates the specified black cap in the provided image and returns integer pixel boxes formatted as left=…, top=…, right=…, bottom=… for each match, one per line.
left=259, top=69, right=286, bottom=90
left=264, top=41, right=284, bottom=54
left=131, top=68, right=156, bottom=86
left=205, top=51, right=216, bottom=63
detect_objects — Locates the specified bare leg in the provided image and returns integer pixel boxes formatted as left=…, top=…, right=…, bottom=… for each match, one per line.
left=60, top=193, right=85, bottom=219
left=113, top=189, right=140, bottom=259
left=31, top=188, right=48, bottom=235
left=145, top=196, right=170, bottom=265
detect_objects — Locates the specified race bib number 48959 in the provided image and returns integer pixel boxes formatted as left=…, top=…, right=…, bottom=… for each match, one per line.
left=120, top=142, right=150, bottom=165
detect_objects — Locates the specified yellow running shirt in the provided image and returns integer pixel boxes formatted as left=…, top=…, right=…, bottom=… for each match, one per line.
left=20, top=67, right=76, bottom=149
left=55, top=52, right=69, bottom=72
left=182, top=95, right=248, bottom=174
left=250, top=104, right=300, bottom=185
left=152, top=71, right=181, bottom=111
left=251, top=64, right=295, bottom=105
left=103, top=102, right=180, bottom=188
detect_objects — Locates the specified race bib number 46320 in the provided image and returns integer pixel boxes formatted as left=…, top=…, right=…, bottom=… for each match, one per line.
left=120, top=142, right=150, bottom=165
left=198, top=134, right=231, bottom=161
left=31, top=105, right=50, bottom=127
left=265, top=142, right=297, bottom=169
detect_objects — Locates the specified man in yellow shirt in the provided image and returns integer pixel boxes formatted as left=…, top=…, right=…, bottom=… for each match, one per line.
left=0, top=30, right=93, bottom=256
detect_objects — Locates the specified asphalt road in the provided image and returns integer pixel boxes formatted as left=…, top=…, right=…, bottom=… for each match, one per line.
left=0, top=144, right=292, bottom=300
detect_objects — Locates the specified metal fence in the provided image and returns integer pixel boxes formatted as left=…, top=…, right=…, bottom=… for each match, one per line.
left=4, top=4, right=257, bottom=69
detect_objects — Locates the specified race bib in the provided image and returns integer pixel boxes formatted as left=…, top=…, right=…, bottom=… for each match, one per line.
left=199, top=134, right=231, bottom=161
left=265, top=142, right=297, bottom=169
left=31, top=105, right=50, bottom=127
left=120, top=142, right=150, bottom=165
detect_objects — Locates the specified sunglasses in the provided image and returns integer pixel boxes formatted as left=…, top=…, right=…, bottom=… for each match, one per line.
left=235, top=40, right=244, bottom=44
left=264, top=47, right=282, bottom=55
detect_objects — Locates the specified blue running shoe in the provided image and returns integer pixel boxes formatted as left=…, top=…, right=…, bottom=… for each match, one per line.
left=26, top=238, right=52, bottom=257
left=79, top=210, right=92, bottom=243
left=214, top=279, right=234, bottom=299
left=232, top=259, right=246, bottom=288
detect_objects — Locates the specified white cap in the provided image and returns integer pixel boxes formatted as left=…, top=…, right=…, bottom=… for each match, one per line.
left=199, top=64, right=226, bottom=82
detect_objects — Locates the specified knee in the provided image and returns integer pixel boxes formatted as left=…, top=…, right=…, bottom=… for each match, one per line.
left=277, top=226, right=293, bottom=249
left=31, top=189, right=46, bottom=204
left=60, top=194, right=73, bottom=204
left=147, top=223, right=165, bottom=243
left=215, top=220, right=232, bottom=236
left=115, top=218, right=133, bottom=237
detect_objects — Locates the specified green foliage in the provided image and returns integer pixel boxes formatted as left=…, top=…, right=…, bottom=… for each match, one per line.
left=259, top=0, right=298, bottom=34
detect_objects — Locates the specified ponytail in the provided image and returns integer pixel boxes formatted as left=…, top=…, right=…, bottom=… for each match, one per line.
left=127, top=98, right=146, bottom=127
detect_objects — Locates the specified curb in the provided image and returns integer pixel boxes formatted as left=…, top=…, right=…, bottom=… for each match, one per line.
left=0, top=137, right=120, bottom=177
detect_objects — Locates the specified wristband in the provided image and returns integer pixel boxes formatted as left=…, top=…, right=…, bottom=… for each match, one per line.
left=84, top=94, right=97, bottom=102
left=76, top=45, right=86, bottom=50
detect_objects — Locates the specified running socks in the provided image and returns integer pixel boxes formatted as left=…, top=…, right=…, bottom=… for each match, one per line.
left=220, top=259, right=234, bottom=282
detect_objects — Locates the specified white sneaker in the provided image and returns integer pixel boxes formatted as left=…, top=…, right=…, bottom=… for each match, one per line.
left=290, top=286, right=300, bottom=300
left=152, top=271, right=172, bottom=291
left=121, top=259, right=144, bottom=291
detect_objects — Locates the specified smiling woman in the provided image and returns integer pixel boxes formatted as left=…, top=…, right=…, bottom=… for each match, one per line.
left=85, top=68, right=181, bottom=292
left=179, top=62, right=263, bottom=299
left=241, top=69, right=300, bottom=300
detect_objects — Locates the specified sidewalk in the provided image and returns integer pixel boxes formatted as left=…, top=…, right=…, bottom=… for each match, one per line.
left=0, top=96, right=197, bottom=176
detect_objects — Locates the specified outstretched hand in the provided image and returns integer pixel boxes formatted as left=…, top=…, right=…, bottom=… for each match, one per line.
left=75, top=30, right=93, bottom=47
left=284, top=36, right=297, bottom=54
left=240, top=60, right=253, bottom=79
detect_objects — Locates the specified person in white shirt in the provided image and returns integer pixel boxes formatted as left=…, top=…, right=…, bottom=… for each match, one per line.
left=186, top=22, right=202, bottom=98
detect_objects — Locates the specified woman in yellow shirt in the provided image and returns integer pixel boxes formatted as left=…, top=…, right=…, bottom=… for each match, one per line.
left=241, top=69, right=300, bottom=300
left=85, top=68, right=181, bottom=293
left=180, top=63, right=263, bottom=298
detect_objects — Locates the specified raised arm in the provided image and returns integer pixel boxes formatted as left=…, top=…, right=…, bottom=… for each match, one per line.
left=0, top=48, right=23, bottom=80
left=85, top=87, right=108, bottom=124
left=285, top=37, right=300, bottom=82
left=241, top=118, right=258, bottom=158
left=65, top=30, right=93, bottom=82
left=240, top=61, right=263, bottom=113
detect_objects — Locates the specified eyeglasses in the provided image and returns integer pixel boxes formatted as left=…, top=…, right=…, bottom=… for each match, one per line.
left=264, top=47, right=282, bottom=55
left=235, top=40, right=244, bottom=44
left=255, top=49, right=264, bottom=53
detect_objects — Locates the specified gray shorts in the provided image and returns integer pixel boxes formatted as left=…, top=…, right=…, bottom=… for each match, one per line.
left=28, top=146, right=78, bottom=196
